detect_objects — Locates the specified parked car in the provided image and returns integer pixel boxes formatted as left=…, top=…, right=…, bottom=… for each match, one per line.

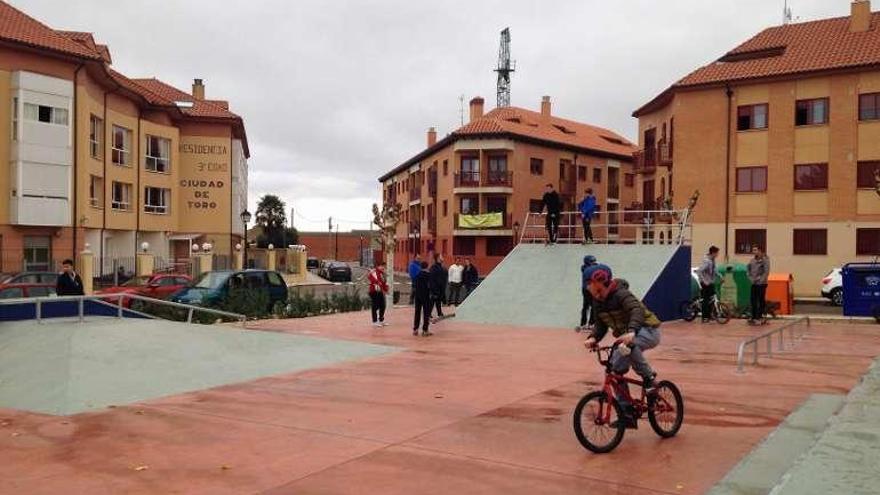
left=169, top=269, right=288, bottom=310
left=306, top=257, right=320, bottom=270
left=821, top=268, right=843, bottom=306
left=97, top=273, right=192, bottom=307
left=0, top=283, right=56, bottom=299
left=323, top=262, right=352, bottom=282
left=318, top=260, right=335, bottom=279
left=0, top=271, right=58, bottom=287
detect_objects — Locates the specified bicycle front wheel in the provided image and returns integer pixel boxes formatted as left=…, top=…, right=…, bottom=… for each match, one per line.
left=648, top=380, right=684, bottom=438
left=714, top=302, right=731, bottom=324
left=680, top=300, right=697, bottom=322
left=573, top=391, right=625, bottom=454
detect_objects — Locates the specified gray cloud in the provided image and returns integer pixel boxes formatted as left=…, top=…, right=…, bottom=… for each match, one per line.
left=16, top=0, right=846, bottom=230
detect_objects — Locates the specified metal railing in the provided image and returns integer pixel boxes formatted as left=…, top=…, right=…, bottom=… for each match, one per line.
left=519, top=208, right=692, bottom=245
left=0, top=293, right=247, bottom=327
left=735, top=316, right=810, bottom=373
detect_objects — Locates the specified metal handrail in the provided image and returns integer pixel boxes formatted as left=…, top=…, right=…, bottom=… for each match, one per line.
left=519, top=208, right=693, bottom=245
left=0, top=293, right=248, bottom=328
left=735, top=316, right=810, bottom=373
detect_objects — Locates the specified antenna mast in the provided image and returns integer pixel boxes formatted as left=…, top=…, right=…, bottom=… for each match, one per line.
left=783, top=0, right=793, bottom=24
left=495, top=27, right=515, bottom=108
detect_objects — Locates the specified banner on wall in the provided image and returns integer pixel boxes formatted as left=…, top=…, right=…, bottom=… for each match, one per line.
left=458, top=212, right=503, bottom=229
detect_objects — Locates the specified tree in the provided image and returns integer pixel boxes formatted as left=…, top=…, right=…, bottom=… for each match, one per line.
left=254, top=195, right=296, bottom=248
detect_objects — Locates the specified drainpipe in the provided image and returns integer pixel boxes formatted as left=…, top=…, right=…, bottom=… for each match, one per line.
left=724, top=85, right=734, bottom=261
left=72, top=63, right=85, bottom=260
left=135, top=110, right=142, bottom=258
left=102, top=84, right=122, bottom=271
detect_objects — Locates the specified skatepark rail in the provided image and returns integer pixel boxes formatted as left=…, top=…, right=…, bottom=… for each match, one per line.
left=736, top=316, right=810, bottom=373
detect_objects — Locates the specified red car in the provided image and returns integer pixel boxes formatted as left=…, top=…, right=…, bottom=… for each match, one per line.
left=0, top=283, right=56, bottom=300
left=97, top=273, right=192, bottom=307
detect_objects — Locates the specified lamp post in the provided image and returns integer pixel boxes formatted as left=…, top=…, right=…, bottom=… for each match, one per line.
left=240, top=209, right=252, bottom=269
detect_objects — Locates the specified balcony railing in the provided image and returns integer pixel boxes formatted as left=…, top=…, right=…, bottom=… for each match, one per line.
left=454, top=170, right=514, bottom=188
left=633, top=149, right=657, bottom=174
left=454, top=212, right=512, bottom=230
left=408, top=187, right=422, bottom=202
left=658, top=139, right=673, bottom=167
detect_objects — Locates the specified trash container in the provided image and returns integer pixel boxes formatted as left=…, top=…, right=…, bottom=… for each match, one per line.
left=842, top=263, right=880, bottom=322
left=766, top=273, right=794, bottom=316
left=716, top=263, right=750, bottom=313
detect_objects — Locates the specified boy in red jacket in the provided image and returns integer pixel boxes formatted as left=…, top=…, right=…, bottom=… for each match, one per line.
left=368, top=262, right=389, bottom=327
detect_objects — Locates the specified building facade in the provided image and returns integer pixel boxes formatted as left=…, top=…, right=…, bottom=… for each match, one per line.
left=379, top=96, right=637, bottom=273
left=632, top=0, right=880, bottom=296
left=0, top=3, right=249, bottom=274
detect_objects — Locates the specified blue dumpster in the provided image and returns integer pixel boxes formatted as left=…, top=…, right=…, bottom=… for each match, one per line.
left=841, top=263, right=880, bottom=322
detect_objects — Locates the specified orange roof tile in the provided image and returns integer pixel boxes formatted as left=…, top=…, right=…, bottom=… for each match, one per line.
left=0, top=3, right=100, bottom=59
left=130, top=78, right=241, bottom=119
left=636, top=11, right=880, bottom=115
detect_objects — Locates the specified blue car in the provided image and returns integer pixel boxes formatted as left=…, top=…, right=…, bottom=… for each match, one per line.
left=170, top=269, right=288, bottom=310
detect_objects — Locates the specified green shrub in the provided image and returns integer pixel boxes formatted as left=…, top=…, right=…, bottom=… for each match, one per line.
left=283, top=288, right=370, bottom=319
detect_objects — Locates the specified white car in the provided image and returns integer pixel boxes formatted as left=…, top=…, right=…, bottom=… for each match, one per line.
left=821, top=268, right=843, bottom=306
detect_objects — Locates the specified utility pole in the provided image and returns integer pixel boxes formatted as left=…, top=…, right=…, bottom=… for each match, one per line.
left=373, top=203, right=401, bottom=314
left=335, top=225, right=339, bottom=261
left=328, top=217, right=333, bottom=260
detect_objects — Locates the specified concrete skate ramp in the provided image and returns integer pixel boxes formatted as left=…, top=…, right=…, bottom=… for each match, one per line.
left=455, top=244, right=691, bottom=329
left=0, top=317, right=396, bottom=415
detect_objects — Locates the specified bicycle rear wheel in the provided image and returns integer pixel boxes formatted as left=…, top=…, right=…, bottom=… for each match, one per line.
left=573, top=391, right=625, bottom=454
left=680, top=301, right=697, bottom=322
left=714, top=302, right=731, bottom=324
left=648, top=381, right=684, bottom=438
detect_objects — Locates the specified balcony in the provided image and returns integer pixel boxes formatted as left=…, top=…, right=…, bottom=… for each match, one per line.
left=453, top=170, right=514, bottom=192
left=427, top=215, right=437, bottom=234
left=658, top=139, right=673, bottom=167
left=407, top=221, right=421, bottom=238
left=408, top=187, right=422, bottom=203
left=633, top=149, right=657, bottom=175
left=453, top=212, right=514, bottom=236
left=428, top=170, right=438, bottom=197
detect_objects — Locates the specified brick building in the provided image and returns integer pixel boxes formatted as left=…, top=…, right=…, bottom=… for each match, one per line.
left=379, top=96, right=637, bottom=273
left=632, top=0, right=880, bottom=295
left=298, top=230, right=377, bottom=263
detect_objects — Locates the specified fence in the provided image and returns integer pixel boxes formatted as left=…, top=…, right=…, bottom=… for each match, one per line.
left=519, top=208, right=693, bottom=245
left=735, top=317, right=811, bottom=373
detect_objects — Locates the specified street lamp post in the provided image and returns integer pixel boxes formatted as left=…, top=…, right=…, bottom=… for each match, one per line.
left=240, top=209, right=252, bottom=269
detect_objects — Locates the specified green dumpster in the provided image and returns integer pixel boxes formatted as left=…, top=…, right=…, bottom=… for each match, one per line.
left=716, top=263, right=750, bottom=314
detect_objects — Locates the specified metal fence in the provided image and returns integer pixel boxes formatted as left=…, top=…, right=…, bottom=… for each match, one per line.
left=519, top=208, right=693, bottom=245
left=735, top=317, right=811, bottom=373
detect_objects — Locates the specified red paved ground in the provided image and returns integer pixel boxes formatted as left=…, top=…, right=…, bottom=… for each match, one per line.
left=1, top=310, right=878, bottom=494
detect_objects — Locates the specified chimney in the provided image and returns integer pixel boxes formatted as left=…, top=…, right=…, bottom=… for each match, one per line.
left=469, top=97, right=485, bottom=123
left=192, top=78, right=205, bottom=100
left=851, top=0, right=872, bottom=33
left=427, top=127, right=437, bottom=147
left=541, top=96, right=552, bottom=118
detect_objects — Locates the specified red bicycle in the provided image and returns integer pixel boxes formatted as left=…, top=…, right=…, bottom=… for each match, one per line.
left=573, top=343, right=684, bottom=453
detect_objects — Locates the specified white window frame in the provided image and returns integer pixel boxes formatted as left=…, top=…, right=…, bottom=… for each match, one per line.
left=89, top=175, right=104, bottom=208
left=11, top=97, right=18, bottom=141
left=111, top=125, right=132, bottom=166
left=111, top=181, right=132, bottom=211
left=23, top=103, right=68, bottom=126
left=89, top=115, right=103, bottom=159
left=143, top=186, right=170, bottom=214
left=144, top=135, right=171, bottom=173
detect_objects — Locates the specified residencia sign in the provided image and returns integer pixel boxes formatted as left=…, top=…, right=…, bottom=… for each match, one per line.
left=179, top=141, right=228, bottom=211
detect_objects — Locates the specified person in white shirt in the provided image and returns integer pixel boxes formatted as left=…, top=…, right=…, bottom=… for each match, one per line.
left=447, top=257, right=465, bottom=306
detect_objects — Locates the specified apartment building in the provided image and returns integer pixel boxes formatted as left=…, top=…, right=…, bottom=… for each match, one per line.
left=632, top=0, right=880, bottom=296
left=0, top=3, right=249, bottom=273
left=379, top=96, right=636, bottom=273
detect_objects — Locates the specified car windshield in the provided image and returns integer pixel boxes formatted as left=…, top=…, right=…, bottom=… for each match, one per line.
left=193, top=272, right=230, bottom=289
left=122, top=276, right=151, bottom=287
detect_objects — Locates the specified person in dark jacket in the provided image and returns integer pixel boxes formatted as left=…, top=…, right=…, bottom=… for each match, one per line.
left=541, top=183, right=562, bottom=244
left=747, top=245, right=771, bottom=325
left=577, top=255, right=598, bottom=331
left=577, top=189, right=598, bottom=244
left=56, top=259, right=85, bottom=296
left=429, top=253, right=448, bottom=320
left=407, top=254, right=421, bottom=304
left=412, top=261, right=433, bottom=336
left=462, top=258, right=479, bottom=299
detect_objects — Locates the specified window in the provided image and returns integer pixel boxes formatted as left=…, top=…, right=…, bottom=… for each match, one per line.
left=859, top=93, right=880, bottom=121
left=0, top=288, right=23, bottom=299
left=453, top=237, right=476, bottom=256
left=625, top=173, right=635, bottom=187
left=267, top=272, right=285, bottom=287
left=111, top=181, right=132, bottom=211
left=442, top=239, right=448, bottom=255
left=795, top=98, right=828, bottom=126
left=793, top=229, right=827, bottom=255
left=593, top=168, right=602, bottom=183
left=459, top=196, right=477, bottom=214
left=86, top=115, right=102, bottom=159
left=530, top=158, right=544, bottom=175
left=857, top=161, right=880, bottom=188
left=11, top=97, right=18, bottom=141
left=485, top=196, right=506, bottom=214
left=736, top=167, right=768, bottom=192
left=529, top=199, right=544, bottom=213
left=442, top=200, right=448, bottom=217
left=443, top=160, right=448, bottom=176
left=112, top=125, right=132, bottom=166
left=857, top=229, right=880, bottom=256
left=89, top=175, right=104, bottom=208
left=144, top=187, right=170, bottom=214
left=794, top=163, right=828, bottom=190
left=145, top=135, right=171, bottom=173
left=460, top=156, right=479, bottom=184
left=735, top=229, right=767, bottom=254
left=23, top=103, right=68, bottom=125
left=608, top=168, right=620, bottom=200
left=737, top=104, right=769, bottom=130
left=578, top=166, right=587, bottom=181
left=23, top=236, right=51, bottom=272
left=487, top=237, right=513, bottom=257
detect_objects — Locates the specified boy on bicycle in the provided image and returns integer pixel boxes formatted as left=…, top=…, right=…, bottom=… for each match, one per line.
left=582, top=264, right=662, bottom=391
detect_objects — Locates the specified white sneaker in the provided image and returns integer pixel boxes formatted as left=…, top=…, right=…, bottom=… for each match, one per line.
left=372, top=322, right=382, bottom=327
left=380, top=321, right=389, bottom=326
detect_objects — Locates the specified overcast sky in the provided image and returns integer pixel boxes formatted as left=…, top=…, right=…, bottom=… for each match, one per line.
left=18, top=0, right=847, bottom=231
